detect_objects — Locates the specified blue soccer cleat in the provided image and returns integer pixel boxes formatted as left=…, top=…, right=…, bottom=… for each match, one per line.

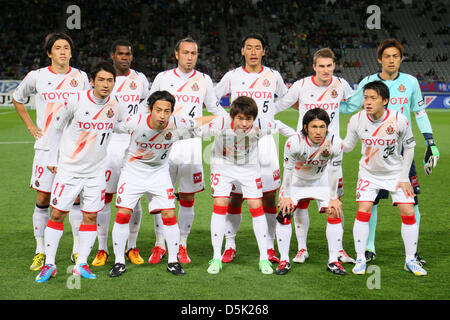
left=35, top=264, right=57, bottom=283
left=73, top=263, right=97, bottom=279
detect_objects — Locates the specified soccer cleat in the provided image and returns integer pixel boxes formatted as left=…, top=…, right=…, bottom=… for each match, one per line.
left=292, top=249, right=309, bottom=263
left=109, top=263, right=127, bottom=278
left=73, top=263, right=97, bottom=279
left=148, top=246, right=166, bottom=264
left=275, top=260, right=291, bottom=275
left=258, top=260, right=273, bottom=275
left=267, top=248, right=280, bottom=263
left=338, top=249, right=355, bottom=264
left=30, top=253, right=45, bottom=271
left=125, top=248, right=144, bottom=265
left=177, top=245, right=191, bottom=264
left=365, top=250, right=376, bottom=263
left=327, top=261, right=347, bottom=275
left=352, top=259, right=367, bottom=275
left=415, top=252, right=426, bottom=266
left=35, top=264, right=57, bottom=283
left=167, top=262, right=185, bottom=276
left=92, top=250, right=109, bottom=267
left=404, top=259, right=427, bottom=276
left=70, top=253, right=78, bottom=264
left=207, top=259, right=223, bottom=274
left=221, top=248, right=236, bottom=263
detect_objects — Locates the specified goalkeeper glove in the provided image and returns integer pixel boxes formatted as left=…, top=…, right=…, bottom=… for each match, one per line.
left=423, top=139, right=439, bottom=176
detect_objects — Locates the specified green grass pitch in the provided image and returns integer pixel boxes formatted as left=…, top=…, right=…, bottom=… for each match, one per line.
left=0, top=107, right=448, bottom=300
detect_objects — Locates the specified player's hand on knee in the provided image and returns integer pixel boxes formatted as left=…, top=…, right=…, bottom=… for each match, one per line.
left=328, top=198, right=342, bottom=218
left=395, top=181, right=415, bottom=198
left=278, top=197, right=294, bottom=215
left=423, top=140, right=440, bottom=176
left=47, top=166, right=58, bottom=174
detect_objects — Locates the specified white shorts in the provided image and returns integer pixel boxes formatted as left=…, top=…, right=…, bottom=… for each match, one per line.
left=30, top=149, right=55, bottom=193
left=116, top=165, right=175, bottom=214
left=169, top=137, right=204, bottom=194
left=290, top=174, right=330, bottom=213
left=104, top=138, right=129, bottom=194
left=232, top=135, right=281, bottom=194
left=211, top=163, right=263, bottom=200
left=329, top=153, right=344, bottom=197
left=355, top=174, right=415, bottom=205
left=50, top=173, right=106, bottom=213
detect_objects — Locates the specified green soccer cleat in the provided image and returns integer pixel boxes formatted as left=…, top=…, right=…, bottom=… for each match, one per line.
left=258, top=260, right=273, bottom=275
left=207, top=259, right=222, bottom=274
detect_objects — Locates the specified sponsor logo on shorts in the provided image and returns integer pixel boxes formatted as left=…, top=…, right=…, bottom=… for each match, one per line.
left=52, top=198, right=58, bottom=205
left=35, top=180, right=40, bottom=187
left=256, top=178, right=263, bottom=189
left=167, top=188, right=175, bottom=199
left=273, top=169, right=280, bottom=181
left=116, top=196, right=122, bottom=204
left=193, top=172, right=202, bottom=184
left=411, top=175, right=419, bottom=187
left=356, top=192, right=360, bottom=199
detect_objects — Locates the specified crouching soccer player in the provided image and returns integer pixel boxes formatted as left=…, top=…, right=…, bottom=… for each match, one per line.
left=203, top=96, right=295, bottom=275
left=342, top=81, right=426, bottom=276
left=35, top=62, right=127, bottom=283
left=108, top=90, right=216, bottom=277
left=276, top=108, right=345, bottom=275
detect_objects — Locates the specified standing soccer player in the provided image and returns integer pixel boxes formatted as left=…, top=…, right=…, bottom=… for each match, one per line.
left=148, top=37, right=227, bottom=264
left=273, top=48, right=354, bottom=264
left=35, top=62, right=127, bottom=283
left=340, top=39, right=439, bottom=265
left=108, top=90, right=216, bottom=277
left=342, top=80, right=426, bottom=276
left=277, top=108, right=345, bottom=275
left=215, top=33, right=289, bottom=264
left=13, top=32, right=91, bottom=271
left=92, top=40, right=150, bottom=267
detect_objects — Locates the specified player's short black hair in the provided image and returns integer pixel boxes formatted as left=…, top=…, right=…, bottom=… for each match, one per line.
left=175, top=36, right=198, bottom=52
left=363, top=80, right=390, bottom=108
left=90, top=61, right=116, bottom=81
left=241, top=33, right=266, bottom=49
left=301, top=108, right=330, bottom=136
left=44, top=32, right=74, bottom=55
left=147, top=90, right=176, bottom=112
left=229, top=96, right=258, bottom=120
left=110, top=39, right=133, bottom=54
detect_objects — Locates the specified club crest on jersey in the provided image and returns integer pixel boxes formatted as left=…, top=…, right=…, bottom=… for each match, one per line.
left=165, top=132, right=172, bottom=140
left=398, top=84, right=406, bottom=92
left=263, top=79, right=270, bottom=87
left=322, top=149, right=330, bottom=157
left=129, top=81, right=137, bottom=90
left=331, top=89, right=338, bottom=98
left=70, top=79, right=78, bottom=87
left=386, top=125, right=395, bottom=135
left=191, top=82, right=199, bottom=91
left=107, top=108, right=115, bottom=118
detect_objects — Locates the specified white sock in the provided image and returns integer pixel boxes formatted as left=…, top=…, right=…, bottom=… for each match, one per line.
left=265, top=211, right=277, bottom=250
left=76, top=225, right=97, bottom=266
left=326, top=221, right=343, bottom=263
left=112, top=221, right=130, bottom=264
left=153, top=214, right=166, bottom=249
left=211, top=212, right=227, bottom=260
left=224, top=213, right=241, bottom=250
left=353, top=212, right=371, bottom=262
left=178, top=201, right=195, bottom=247
left=276, top=222, right=292, bottom=262
left=96, top=202, right=111, bottom=252
left=69, top=204, right=82, bottom=254
left=401, top=220, right=419, bottom=262
left=161, top=217, right=180, bottom=263
left=33, top=205, right=50, bottom=254
left=127, top=202, right=142, bottom=250
left=294, top=208, right=309, bottom=251
left=251, top=213, right=269, bottom=261
left=339, top=211, right=345, bottom=250
left=44, top=221, right=64, bottom=265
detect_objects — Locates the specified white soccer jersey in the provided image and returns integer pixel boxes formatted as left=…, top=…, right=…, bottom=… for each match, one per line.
left=52, top=89, right=125, bottom=177
left=13, top=66, right=91, bottom=150
left=215, top=66, right=288, bottom=121
left=122, top=114, right=197, bottom=172
left=284, top=132, right=343, bottom=181
left=343, top=109, right=416, bottom=180
left=202, top=116, right=278, bottom=166
left=150, top=68, right=227, bottom=118
left=275, top=76, right=353, bottom=136
left=111, top=69, right=151, bottom=143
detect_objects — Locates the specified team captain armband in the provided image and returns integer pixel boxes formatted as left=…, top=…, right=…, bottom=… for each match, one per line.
left=405, top=137, right=415, bottom=146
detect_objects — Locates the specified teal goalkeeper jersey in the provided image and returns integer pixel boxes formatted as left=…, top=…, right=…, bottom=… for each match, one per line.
left=340, top=72, right=425, bottom=124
